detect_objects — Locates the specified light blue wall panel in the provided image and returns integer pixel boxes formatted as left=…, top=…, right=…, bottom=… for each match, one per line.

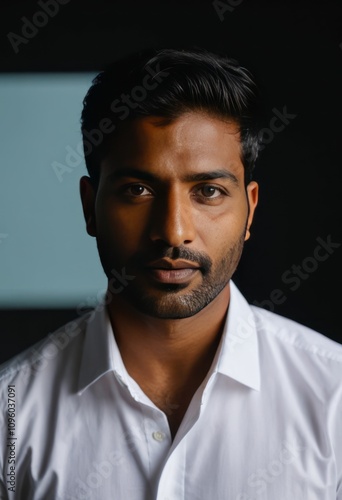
left=0, top=73, right=108, bottom=307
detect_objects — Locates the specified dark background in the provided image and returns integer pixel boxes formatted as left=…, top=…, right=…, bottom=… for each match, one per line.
left=1, top=0, right=341, bottom=363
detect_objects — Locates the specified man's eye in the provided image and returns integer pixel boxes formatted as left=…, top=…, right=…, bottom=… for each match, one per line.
left=124, top=184, right=152, bottom=196
left=196, top=185, right=225, bottom=199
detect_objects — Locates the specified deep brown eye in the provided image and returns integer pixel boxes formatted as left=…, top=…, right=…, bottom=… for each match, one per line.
left=124, top=184, right=151, bottom=196
left=199, top=185, right=222, bottom=198
left=129, top=185, right=145, bottom=195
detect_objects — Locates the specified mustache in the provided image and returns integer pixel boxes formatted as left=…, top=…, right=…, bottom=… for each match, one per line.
left=137, top=246, right=212, bottom=274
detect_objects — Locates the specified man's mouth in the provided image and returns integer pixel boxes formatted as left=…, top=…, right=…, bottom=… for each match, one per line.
left=145, top=258, right=201, bottom=284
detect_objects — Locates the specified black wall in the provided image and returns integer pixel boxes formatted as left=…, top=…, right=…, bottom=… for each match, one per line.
left=1, top=0, right=341, bottom=363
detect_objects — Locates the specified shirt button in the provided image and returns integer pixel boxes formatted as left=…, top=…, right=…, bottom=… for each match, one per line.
left=152, top=431, right=165, bottom=442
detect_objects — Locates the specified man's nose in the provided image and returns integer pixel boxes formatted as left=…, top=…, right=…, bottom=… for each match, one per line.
left=149, top=188, right=196, bottom=247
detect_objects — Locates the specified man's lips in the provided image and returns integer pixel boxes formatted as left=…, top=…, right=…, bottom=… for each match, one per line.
left=145, top=258, right=201, bottom=284
left=145, top=258, right=201, bottom=270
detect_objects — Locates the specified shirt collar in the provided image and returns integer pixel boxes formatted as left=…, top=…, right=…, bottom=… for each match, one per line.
left=77, top=305, right=116, bottom=395
left=215, top=280, right=260, bottom=391
left=78, top=280, right=260, bottom=395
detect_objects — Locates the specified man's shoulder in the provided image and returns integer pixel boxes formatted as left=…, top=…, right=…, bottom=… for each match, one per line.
left=230, top=281, right=342, bottom=365
left=0, top=311, right=91, bottom=390
left=251, top=304, right=342, bottom=365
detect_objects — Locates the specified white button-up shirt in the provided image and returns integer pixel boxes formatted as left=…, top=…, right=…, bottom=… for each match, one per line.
left=1, top=281, right=342, bottom=499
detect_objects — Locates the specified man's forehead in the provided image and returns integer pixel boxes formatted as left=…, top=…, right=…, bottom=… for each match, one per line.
left=102, top=112, right=243, bottom=172
left=112, top=111, right=240, bottom=142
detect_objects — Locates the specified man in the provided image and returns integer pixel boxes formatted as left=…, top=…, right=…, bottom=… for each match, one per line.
left=0, top=47, right=341, bottom=499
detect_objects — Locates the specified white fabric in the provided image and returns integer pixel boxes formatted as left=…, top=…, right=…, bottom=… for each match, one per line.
left=1, top=281, right=342, bottom=500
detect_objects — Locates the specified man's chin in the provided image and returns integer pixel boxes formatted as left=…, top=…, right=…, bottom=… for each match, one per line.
left=122, top=289, right=198, bottom=319
left=119, top=282, right=221, bottom=320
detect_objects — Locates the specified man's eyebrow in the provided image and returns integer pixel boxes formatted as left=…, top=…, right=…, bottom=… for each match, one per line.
left=106, top=167, right=157, bottom=183
left=182, top=170, right=239, bottom=184
left=105, top=167, right=239, bottom=185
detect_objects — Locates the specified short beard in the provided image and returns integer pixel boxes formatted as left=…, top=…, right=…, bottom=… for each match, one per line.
left=115, top=231, right=246, bottom=319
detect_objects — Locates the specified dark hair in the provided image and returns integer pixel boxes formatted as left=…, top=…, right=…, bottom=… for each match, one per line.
left=80, top=46, right=262, bottom=187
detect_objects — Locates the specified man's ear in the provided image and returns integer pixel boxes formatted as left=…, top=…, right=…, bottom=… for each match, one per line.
left=245, top=181, right=259, bottom=241
left=79, top=176, right=97, bottom=237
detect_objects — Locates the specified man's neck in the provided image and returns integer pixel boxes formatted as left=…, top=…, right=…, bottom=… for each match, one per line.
left=106, top=283, right=231, bottom=438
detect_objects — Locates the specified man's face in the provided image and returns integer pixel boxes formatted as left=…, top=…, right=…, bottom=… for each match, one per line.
left=80, top=111, right=258, bottom=319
